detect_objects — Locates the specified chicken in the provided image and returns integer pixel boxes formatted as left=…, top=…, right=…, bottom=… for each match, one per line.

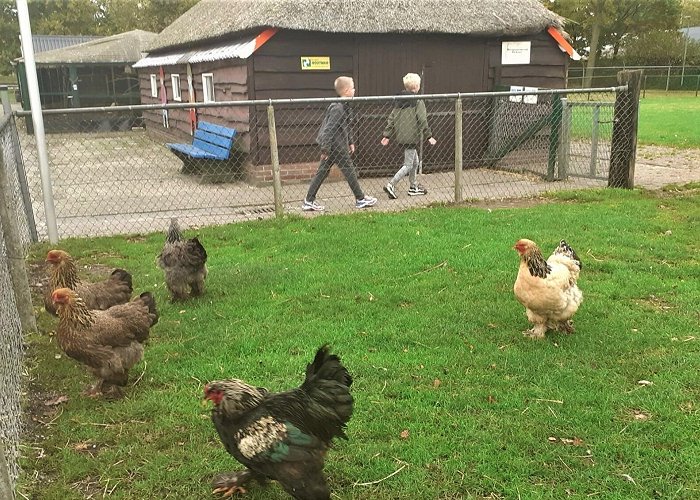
left=156, top=218, right=208, bottom=301
left=204, top=345, right=353, bottom=499
left=51, top=287, right=158, bottom=398
left=44, top=249, right=132, bottom=316
left=513, top=239, right=583, bottom=339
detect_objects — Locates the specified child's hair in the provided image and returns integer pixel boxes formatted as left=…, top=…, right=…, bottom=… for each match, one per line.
left=403, top=73, right=421, bottom=89
left=334, top=76, right=354, bottom=95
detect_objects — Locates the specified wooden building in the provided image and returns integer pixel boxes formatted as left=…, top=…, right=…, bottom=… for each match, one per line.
left=134, top=0, right=576, bottom=183
left=16, top=30, right=156, bottom=131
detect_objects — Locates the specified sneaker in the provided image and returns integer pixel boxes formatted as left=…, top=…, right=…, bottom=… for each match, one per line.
left=302, top=199, right=325, bottom=211
left=355, top=196, right=377, bottom=209
left=383, top=183, right=397, bottom=199
left=408, top=184, right=428, bottom=196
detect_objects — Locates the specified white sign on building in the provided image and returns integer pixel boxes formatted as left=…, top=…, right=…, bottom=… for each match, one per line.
left=501, top=41, right=531, bottom=65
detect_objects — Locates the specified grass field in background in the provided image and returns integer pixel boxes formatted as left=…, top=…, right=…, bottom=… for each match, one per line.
left=19, top=187, right=700, bottom=499
left=638, top=91, right=700, bottom=148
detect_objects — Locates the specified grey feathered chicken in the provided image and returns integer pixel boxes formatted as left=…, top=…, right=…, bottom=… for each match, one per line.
left=204, top=346, right=353, bottom=499
left=156, top=218, right=207, bottom=300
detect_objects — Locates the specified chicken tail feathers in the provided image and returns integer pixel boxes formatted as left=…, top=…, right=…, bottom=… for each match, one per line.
left=554, top=239, right=582, bottom=270
left=304, top=345, right=353, bottom=389
left=189, top=237, right=208, bottom=263
left=110, top=268, right=133, bottom=293
left=300, top=346, right=354, bottom=440
left=137, top=291, right=159, bottom=327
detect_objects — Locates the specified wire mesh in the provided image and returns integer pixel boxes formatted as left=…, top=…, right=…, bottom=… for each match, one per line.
left=0, top=115, right=26, bottom=490
left=13, top=87, right=631, bottom=239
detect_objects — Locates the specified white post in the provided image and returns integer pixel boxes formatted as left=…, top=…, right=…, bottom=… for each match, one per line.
left=16, top=0, right=59, bottom=243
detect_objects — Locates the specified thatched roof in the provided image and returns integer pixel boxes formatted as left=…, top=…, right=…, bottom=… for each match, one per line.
left=24, top=30, right=157, bottom=65
left=148, top=0, right=564, bottom=52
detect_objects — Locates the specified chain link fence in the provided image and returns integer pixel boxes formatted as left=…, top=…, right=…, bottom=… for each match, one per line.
left=0, top=112, right=31, bottom=494
left=13, top=86, right=634, bottom=240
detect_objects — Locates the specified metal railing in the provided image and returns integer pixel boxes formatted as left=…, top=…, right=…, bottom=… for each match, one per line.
left=9, top=85, right=634, bottom=240
left=568, top=64, right=700, bottom=95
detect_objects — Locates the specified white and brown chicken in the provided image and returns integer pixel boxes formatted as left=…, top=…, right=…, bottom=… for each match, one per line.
left=513, top=239, right=583, bottom=339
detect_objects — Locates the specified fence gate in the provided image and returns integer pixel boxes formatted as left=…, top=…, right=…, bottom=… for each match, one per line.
left=558, top=98, right=616, bottom=181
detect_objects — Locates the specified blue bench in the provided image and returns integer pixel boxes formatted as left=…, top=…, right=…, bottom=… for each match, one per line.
left=167, top=121, right=240, bottom=182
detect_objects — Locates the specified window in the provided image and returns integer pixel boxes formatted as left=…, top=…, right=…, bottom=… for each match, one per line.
left=150, top=74, right=158, bottom=98
left=171, top=74, right=182, bottom=101
left=202, top=73, right=215, bottom=103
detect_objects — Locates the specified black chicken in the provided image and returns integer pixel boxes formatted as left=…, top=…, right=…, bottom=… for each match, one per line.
left=156, top=218, right=207, bottom=300
left=204, top=346, right=354, bottom=499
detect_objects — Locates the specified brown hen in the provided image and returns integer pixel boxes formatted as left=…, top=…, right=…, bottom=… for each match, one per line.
left=44, top=249, right=132, bottom=316
left=52, top=287, right=158, bottom=398
left=157, top=218, right=207, bottom=301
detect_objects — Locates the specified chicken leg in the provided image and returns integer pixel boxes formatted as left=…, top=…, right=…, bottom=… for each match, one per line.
left=212, top=469, right=255, bottom=497
left=523, top=324, right=546, bottom=340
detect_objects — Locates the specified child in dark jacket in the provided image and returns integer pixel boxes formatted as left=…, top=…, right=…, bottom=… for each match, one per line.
left=380, top=73, right=437, bottom=199
left=303, top=76, right=377, bottom=211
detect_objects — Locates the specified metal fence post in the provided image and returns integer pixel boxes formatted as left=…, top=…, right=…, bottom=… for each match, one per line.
left=0, top=86, right=10, bottom=115
left=609, top=70, right=642, bottom=189
left=0, top=138, right=36, bottom=333
left=589, top=104, right=601, bottom=177
left=267, top=103, right=283, bottom=217
left=454, top=96, right=463, bottom=202
left=0, top=441, right=15, bottom=500
left=557, top=97, right=570, bottom=180
left=547, top=95, right=563, bottom=181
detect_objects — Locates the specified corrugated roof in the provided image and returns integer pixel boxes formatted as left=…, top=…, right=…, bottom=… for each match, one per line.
left=20, top=30, right=157, bottom=65
left=133, top=30, right=276, bottom=68
left=31, top=34, right=103, bottom=54
left=147, top=0, right=564, bottom=53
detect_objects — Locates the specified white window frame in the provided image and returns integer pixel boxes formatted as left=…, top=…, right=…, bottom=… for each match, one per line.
left=150, top=74, right=158, bottom=98
left=202, top=73, right=215, bottom=103
left=171, top=74, right=182, bottom=101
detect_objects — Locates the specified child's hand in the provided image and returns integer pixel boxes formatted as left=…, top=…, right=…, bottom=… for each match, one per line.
left=380, top=137, right=390, bottom=146
left=349, top=144, right=355, bottom=154
left=428, top=137, right=437, bottom=146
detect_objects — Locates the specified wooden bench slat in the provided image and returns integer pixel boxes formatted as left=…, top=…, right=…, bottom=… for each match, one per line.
left=191, top=138, right=230, bottom=160
left=199, top=121, right=238, bottom=139
left=194, top=129, right=234, bottom=150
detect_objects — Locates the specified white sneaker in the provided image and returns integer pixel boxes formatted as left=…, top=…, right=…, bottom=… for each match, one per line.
left=355, top=196, right=377, bottom=209
left=302, top=199, right=325, bottom=211
left=383, top=183, right=397, bottom=199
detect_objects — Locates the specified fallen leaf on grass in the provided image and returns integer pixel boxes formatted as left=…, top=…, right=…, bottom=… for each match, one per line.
left=399, top=429, right=410, bottom=440
left=548, top=436, right=585, bottom=446
left=44, top=395, right=68, bottom=406
left=632, top=410, right=651, bottom=420
left=637, top=380, right=653, bottom=386
left=432, top=379, right=441, bottom=388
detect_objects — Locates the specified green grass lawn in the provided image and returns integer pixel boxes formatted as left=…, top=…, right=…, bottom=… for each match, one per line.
left=638, top=91, right=700, bottom=148
left=20, top=188, right=700, bottom=499
left=569, top=90, right=699, bottom=149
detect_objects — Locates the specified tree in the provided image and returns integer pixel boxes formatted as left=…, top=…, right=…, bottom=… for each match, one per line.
left=0, top=0, right=199, bottom=76
left=544, top=0, right=684, bottom=58
left=544, top=0, right=684, bottom=85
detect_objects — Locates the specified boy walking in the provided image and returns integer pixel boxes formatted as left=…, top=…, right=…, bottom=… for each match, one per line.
left=303, top=76, right=377, bottom=211
left=380, top=73, right=437, bottom=199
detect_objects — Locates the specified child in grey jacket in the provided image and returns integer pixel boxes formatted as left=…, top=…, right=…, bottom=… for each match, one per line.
left=303, top=76, right=377, bottom=211
left=381, top=73, right=437, bottom=199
